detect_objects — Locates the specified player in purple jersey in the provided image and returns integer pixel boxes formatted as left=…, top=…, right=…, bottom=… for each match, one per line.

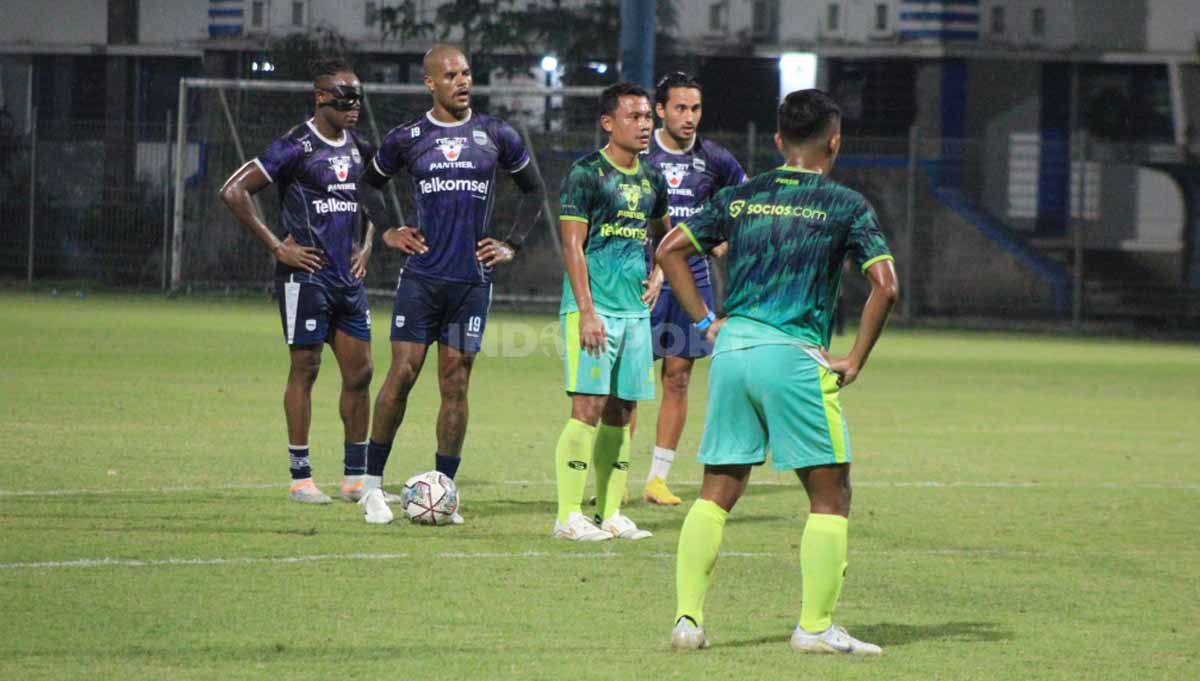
left=642, top=72, right=746, bottom=507
left=220, top=58, right=376, bottom=505
left=354, top=44, right=545, bottom=524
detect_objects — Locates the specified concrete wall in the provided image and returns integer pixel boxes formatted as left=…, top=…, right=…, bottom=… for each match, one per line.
left=0, top=0, right=105, bottom=45
left=1070, top=0, right=1146, bottom=51
left=1146, top=0, right=1200, bottom=52
left=140, top=0, right=209, bottom=44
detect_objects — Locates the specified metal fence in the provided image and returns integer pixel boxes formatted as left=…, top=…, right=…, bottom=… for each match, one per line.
left=3, top=81, right=1198, bottom=326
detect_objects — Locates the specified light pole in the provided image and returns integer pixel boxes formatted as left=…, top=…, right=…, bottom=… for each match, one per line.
left=541, top=55, right=558, bottom=133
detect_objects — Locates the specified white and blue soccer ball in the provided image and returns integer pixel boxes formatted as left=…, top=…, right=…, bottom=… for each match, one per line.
left=401, top=471, right=459, bottom=525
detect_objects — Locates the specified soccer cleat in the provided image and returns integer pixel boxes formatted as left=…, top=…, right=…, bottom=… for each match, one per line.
left=359, top=487, right=394, bottom=524
left=450, top=511, right=465, bottom=525
left=600, top=512, right=652, bottom=540
left=790, top=624, right=883, bottom=656
left=643, top=477, right=682, bottom=505
left=670, top=617, right=710, bottom=650
left=553, top=512, right=612, bottom=541
left=339, top=478, right=366, bottom=502
left=379, top=489, right=405, bottom=504
left=289, top=481, right=332, bottom=505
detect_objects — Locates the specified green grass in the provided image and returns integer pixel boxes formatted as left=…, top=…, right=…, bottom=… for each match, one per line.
left=1, top=291, right=1197, bottom=680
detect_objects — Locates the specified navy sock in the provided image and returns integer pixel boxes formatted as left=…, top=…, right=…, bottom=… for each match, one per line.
left=344, top=441, right=367, bottom=476
left=288, top=445, right=311, bottom=481
left=366, top=440, right=393, bottom=477
left=435, top=453, right=462, bottom=480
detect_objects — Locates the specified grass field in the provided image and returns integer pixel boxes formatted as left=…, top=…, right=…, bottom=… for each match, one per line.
left=1, top=291, right=1198, bottom=680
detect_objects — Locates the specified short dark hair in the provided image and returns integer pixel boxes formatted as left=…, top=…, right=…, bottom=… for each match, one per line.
left=777, top=89, right=842, bottom=146
left=309, top=57, right=354, bottom=84
left=655, top=71, right=702, bottom=107
left=600, top=82, right=651, bottom=117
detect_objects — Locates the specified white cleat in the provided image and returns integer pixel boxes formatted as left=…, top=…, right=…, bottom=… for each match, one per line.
left=670, top=617, right=710, bottom=650
left=553, top=512, right=612, bottom=541
left=449, top=511, right=464, bottom=525
left=359, top=487, right=394, bottom=525
left=379, top=489, right=405, bottom=504
left=289, top=482, right=332, bottom=505
left=790, top=624, right=883, bottom=656
left=601, top=512, right=652, bottom=540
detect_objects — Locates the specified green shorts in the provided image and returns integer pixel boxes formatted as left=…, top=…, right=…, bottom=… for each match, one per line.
left=697, top=344, right=850, bottom=470
left=561, top=311, right=655, bottom=401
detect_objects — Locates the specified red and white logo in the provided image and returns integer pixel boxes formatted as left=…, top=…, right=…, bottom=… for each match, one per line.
left=327, top=156, right=352, bottom=182
left=661, top=162, right=689, bottom=188
left=436, top=137, right=467, bottom=161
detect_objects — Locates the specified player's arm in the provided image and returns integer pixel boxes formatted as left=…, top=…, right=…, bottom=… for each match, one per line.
left=561, top=218, right=606, bottom=357
left=219, top=161, right=322, bottom=272
left=656, top=225, right=716, bottom=336
left=478, top=163, right=545, bottom=267
left=827, top=259, right=898, bottom=388
left=351, top=217, right=375, bottom=280
left=360, top=134, right=427, bottom=255
left=641, top=214, right=671, bottom=307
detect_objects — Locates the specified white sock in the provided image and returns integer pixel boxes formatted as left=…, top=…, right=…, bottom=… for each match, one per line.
left=365, top=474, right=383, bottom=491
left=343, top=474, right=364, bottom=485
left=647, top=446, right=675, bottom=484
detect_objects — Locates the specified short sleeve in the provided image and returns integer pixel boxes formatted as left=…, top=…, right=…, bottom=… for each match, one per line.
left=558, top=163, right=594, bottom=223
left=493, top=121, right=531, bottom=173
left=677, top=188, right=731, bottom=254
left=846, top=201, right=893, bottom=273
left=254, top=136, right=302, bottom=185
left=371, top=125, right=410, bottom=177
left=718, top=148, right=748, bottom=187
left=651, top=171, right=669, bottom=220
left=352, top=133, right=377, bottom=169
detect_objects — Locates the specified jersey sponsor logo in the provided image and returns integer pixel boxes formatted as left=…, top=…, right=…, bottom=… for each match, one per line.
left=429, top=161, right=476, bottom=170
left=327, top=156, right=352, bottom=182
left=668, top=205, right=701, bottom=219
left=325, top=182, right=356, bottom=192
left=435, top=137, right=467, bottom=161
left=599, top=223, right=647, bottom=240
left=729, top=199, right=828, bottom=221
left=661, top=162, right=689, bottom=188
left=418, top=177, right=490, bottom=195
left=667, top=187, right=695, bottom=197
left=472, top=129, right=489, bottom=146
left=692, top=157, right=706, bottom=173
left=311, top=198, right=359, bottom=214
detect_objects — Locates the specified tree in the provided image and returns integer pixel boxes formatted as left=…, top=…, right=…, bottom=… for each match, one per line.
left=266, top=27, right=362, bottom=81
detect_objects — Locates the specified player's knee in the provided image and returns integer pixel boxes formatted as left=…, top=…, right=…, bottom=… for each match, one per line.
left=345, top=361, right=373, bottom=393
left=662, top=366, right=692, bottom=395
left=439, top=372, right=470, bottom=402
left=289, top=352, right=321, bottom=383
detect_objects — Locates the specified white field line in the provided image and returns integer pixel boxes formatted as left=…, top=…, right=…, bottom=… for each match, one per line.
left=1, top=479, right=1196, bottom=498
left=0, top=548, right=1040, bottom=572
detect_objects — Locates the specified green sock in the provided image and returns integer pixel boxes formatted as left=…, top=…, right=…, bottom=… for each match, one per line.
left=799, top=513, right=849, bottom=633
left=555, top=419, right=597, bottom=524
left=675, top=499, right=728, bottom=627
left=593, top=424, right=629, bottom=521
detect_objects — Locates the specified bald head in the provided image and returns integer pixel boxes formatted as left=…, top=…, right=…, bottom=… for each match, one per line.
left=424, top=44, right=467, bottom=77
left=423, top=44, right=473, bottom=120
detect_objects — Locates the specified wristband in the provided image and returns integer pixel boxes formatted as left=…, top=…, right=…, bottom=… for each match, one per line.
left=693, top=310, right=716, bottom=331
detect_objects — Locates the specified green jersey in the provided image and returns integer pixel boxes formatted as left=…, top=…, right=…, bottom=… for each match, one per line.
left=678, top=166, right=893, bottom=350
left=559, top=149, right=669, bottom=318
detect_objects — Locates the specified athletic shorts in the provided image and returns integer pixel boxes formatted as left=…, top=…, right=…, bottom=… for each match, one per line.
left=275, top=276, right=371, bottom=346
left=651, top=285, right=715, bottom=360
left=697, top=344, right=851, bottom=471
left=390, top=270, right=492, bottom=353
left=560, top=311, right=655, bottom=401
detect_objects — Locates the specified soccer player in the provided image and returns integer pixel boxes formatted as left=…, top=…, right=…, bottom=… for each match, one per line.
left=354, top=44, right=544, bottom=524
left=642, top=72, right=746, bottom=506
left=658, top=89, right=898, bottom=653
left=219, top=58, right=376, bottom=504
left=552, top=83, right=670, bottom=541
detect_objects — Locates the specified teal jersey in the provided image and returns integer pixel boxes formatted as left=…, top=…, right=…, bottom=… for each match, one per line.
left=678, top=166, right=893, bottom=349
left=559, top=149, right=669, bottom=318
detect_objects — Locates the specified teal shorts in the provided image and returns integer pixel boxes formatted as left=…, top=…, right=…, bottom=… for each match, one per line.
left=697, top=344, right=850, bottom=470
left=561, top=311, right=655, bottom=401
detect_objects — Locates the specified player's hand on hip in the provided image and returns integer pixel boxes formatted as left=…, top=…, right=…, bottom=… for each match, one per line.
left=579, top=311, right=607, bottom=358
left=475, top=238, right=515, bottom=267
left=704, top=316, right=727, bottom=343
left=275, top=235, right=323, bottom=273
left=383, top=226, right=428, bottom=255
left=826, top=355, right=860, bottom=388
left=350, top=241, right=372, bottom=279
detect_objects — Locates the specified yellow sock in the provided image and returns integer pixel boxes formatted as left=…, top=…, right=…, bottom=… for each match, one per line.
left=593, top=424, right=629, bottom=521
left=554, top=419, right=597, bottom=524
left=799, top=513, right=849, bottom=633
left=675, top=499, right=728, bottom=626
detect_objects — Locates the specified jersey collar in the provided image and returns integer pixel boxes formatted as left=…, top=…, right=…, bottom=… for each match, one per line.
left=653, top=128, right=697, bottom=155
left=600, top=147, right=640, bottom=175
left=777, top=164, right=823, bottom=175
left=305, top=119, right=347, bottom=147
left=425, top=108, right=473, bottom=127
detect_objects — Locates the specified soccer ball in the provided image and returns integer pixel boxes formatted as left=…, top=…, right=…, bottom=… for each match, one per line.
left=400, top=471, right=459, bottom=525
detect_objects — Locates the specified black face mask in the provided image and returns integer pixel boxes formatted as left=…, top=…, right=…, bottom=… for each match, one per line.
left=318, top=84, right=363, bottom=112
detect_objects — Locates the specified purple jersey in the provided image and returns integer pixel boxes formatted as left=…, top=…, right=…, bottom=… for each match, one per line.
left=372, top=110, right=531, bottom=284
left=644, top=130, right=746, bottom=287
left=254, top=120, right=373, bottom=288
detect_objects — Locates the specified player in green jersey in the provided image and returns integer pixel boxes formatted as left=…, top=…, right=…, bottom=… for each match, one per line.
left=552, top=83, right=671, bottom=542
left=657, top=89, right=899, bottom=653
